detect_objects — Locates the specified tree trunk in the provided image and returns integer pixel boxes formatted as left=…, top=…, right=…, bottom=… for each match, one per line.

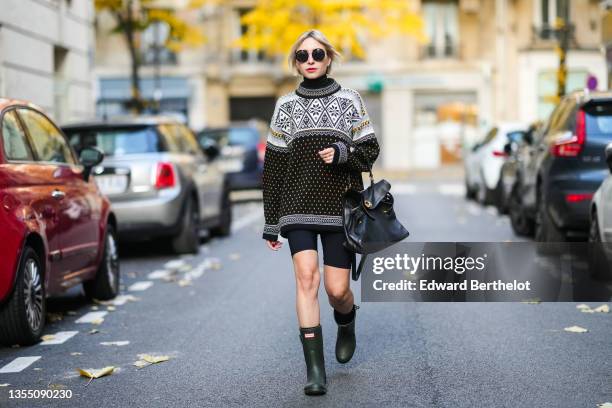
left=123, top=0, right=143, bottom=114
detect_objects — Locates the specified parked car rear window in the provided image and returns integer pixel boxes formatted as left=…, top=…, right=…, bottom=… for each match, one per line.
left=200, top=128, right=260, bottom=147
left=65, top=127, right=163, bottom=157
left=585, top=103, right=612, bottom=136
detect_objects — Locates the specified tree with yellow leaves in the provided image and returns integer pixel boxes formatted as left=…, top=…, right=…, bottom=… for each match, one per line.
left=232, top=0, right=425, bottom=63
left=94, top=0, right=209, bottom=113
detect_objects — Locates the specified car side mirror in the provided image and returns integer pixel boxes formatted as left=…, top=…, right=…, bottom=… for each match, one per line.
left=200, top=138, right=220, bottom=160
left=80, top=146, right=104, bottom=181
left=503, top=142, right=512, bottom=155
left=605, top=142, right=612, bottom=173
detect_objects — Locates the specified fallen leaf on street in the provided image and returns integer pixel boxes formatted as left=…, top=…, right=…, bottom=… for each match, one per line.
left=46, top=312, right=63, bottom=323
left=33, top=368, right=42, bottom=371
left=0, top=383, right=10, bottom=387
left=91, top=306, right=99, bottom=311
left=88, top=329, right=100, bottom=335
left=77, top=366, right=115, bottom=386
left=229, top=253, right=241, bottom=260
left=133, top=354, right=171, bottom=369
left=48, top=384, right=66, bottom=390
left=100, top=341, right=130, bottom=347
left=178, top=279, right=193, bottom=287
left=597, top=403, right=612, bottom=408
left=71, top=352, right=83, bottom=356
left=91, top=318, right=104, bottom=325
left=41, top=334, right=56, bottom=341
left=576, top=304, right=610, bottom=313
left=563, top=325, right=588, bottom=333
left=107, top=306, right=116, bottom=312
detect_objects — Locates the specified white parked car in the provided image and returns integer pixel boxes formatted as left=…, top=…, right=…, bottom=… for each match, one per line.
left=464, top=122, right=527, bottom=206
left=590, top=142, right=612, bottom=243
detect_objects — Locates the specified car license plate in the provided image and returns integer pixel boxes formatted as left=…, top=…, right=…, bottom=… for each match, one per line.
left=95, top=175, right=128, bottom=195
left=220, top=159, right=243, bottom=172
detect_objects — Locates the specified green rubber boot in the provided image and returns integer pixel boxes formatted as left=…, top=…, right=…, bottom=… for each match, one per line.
left=334, top=304, right=359, bottom=363
left=298, top=324, right=327, bottom=396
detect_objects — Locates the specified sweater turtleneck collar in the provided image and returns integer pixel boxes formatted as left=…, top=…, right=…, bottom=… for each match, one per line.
left=296, top=74, right=341, bottom=98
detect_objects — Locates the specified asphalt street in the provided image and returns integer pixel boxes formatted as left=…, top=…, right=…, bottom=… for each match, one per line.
left=0, top=180, right=610, bottom=408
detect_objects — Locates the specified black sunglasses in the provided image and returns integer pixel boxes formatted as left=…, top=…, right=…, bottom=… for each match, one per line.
left=295, top=48, right=326, bottom=63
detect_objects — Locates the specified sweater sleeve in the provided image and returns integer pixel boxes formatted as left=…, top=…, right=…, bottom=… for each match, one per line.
left=262, top=98, right=290, bottom=241
left=326, top=90, right=380, bottom=172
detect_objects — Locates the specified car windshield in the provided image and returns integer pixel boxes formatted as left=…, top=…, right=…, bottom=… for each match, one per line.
left=64, top=126, right=163, bottom=156
left=200, top=128, right=259, bottom=147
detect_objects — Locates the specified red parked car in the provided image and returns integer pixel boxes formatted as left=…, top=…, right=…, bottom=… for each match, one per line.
left=0, top=99, right=119, bottom=346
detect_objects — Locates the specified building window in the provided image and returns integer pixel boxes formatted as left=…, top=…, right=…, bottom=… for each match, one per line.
left=232, top=8, right=270, bottom=63
left=422, top=0, right=459, bottom=59
left=533, top=0, right=571, bottom=40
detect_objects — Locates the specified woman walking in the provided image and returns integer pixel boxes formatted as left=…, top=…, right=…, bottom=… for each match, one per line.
left=262, top=29, right=380, bottom=396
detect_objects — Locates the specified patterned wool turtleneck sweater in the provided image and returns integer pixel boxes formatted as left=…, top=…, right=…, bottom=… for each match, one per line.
left=262, top=75, right=380, bottom=241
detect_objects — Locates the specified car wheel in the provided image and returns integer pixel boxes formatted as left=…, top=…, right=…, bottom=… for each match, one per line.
left=210, top=187, right=232, bottom=237
left=509, top=184, right=535, bottom=237
left=172, top=197, right=199, bottom=254
left=535, top=187, right=565, bottom=243
left=494, top=178, right=506, bottom=214
left=465, top=179, right=476, bottom=200
left=83, top=224, right=120, bottom=301
left=0, top=247, right=46, bottom=346
left=587, top=209, right=612, bottom=280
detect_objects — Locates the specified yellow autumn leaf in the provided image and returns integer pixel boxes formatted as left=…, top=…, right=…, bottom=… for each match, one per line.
left=563, top=325, right=588, bottom=333
left=141, top=354, right=170, bottom=364
left=41, top=334, right=56, bottom=341
left=78, top=366, right=115, bottom=385
left=593, top=304, right=609, bottom=313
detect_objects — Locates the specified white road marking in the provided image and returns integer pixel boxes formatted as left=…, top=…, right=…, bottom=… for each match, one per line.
left=0, top=357, right=41, bottom=373
left=231, top=208, right=264, bottom=233
left=100, top=341, right=130, bottom=346
left=390, top=183, right=418, bottom=195
left=148, top=270, right=171, bottom=280
left=164, top=260, right=186, bottom=271
left=75, top=311, right=108, bottom=324
left=438, top=183, right=465, bottom=196
left=110, top=295, right=139, bottom=306
left=128, top=281, right=153, bottom=291
left=39, top=331, right=78, bottom=345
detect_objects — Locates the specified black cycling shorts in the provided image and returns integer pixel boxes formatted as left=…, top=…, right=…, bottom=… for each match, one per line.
left=286, top=229, right=353, bottom=269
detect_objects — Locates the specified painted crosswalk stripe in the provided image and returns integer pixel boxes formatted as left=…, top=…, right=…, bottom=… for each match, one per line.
left=128, top=281, right=153, bottom=291
left=0, top=356, right=41, bottom=373
left=75, top=311, right=108, bottom=324
left=39, top=331, right=78, bottom=345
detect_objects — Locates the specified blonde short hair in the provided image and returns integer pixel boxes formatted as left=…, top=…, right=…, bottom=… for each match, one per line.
left=287, top=29, right=342, bottom=76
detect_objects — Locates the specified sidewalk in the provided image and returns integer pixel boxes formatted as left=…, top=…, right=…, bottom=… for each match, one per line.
left=371, top=163, right=465, bottom=182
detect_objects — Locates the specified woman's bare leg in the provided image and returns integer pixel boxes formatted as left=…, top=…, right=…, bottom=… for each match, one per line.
left=292, top=249, right=321, bottom=327
left=323, top=265, right=353, bottom=313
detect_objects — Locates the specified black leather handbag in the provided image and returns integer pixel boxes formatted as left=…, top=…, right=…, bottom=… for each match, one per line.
left=342, top=165, right=410, bottom=281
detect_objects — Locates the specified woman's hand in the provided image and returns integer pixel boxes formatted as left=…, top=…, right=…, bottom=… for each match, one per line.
left=318, top=147, right=335, bottom=164
left=266, top=240, right=283, bottom=250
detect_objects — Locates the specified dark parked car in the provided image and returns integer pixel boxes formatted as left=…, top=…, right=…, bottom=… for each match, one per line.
left=508, top=90, right=612, bottom=242
left=497, top=126, right=531, bottom=214
left=196, top=124, right=265, bottom=191
left=0, top=99, right=118, bottom=346
left=62, top=117, right=231, bottom=254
